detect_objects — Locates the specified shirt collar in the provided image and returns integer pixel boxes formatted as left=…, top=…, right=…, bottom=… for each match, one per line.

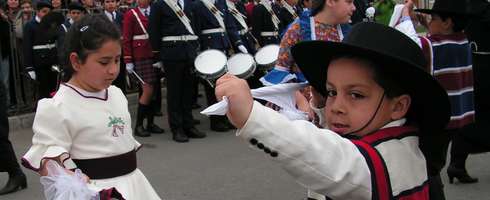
left=35, top=15, right=41, bottom=23
left=381, top=118, right=406, bottom=129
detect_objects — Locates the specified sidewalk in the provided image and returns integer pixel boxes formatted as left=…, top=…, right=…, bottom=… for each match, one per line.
left=7, top=88, right=166, bottom=132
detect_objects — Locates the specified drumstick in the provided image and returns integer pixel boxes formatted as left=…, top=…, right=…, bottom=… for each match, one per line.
left=205, top=79, right=215, bottom=88
left=131, top=71, right=147, bottom=85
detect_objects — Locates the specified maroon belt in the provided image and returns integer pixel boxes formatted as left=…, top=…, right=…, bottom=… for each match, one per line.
left=73, top=150, right=137, bottom=179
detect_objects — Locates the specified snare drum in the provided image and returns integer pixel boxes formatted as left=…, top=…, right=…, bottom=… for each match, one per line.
left=194, top=49, right=227, bottom=80
left=226, top=53, right=256, bottom=79
left=254, top=44, right=280, bottom=71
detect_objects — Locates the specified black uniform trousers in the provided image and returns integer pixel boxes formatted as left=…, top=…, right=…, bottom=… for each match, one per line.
left=36, top=68, right=58, bottom=99
left=164, top=60, right=195, bottom=131
left=0, top=83, right=22, bottom=174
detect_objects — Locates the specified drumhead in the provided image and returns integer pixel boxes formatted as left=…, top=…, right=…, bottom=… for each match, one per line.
left=227, top=53, right=255, bottom=76
left=194, top=49, right=227, bottom=75
left=254, top=44, right=280, bottom=65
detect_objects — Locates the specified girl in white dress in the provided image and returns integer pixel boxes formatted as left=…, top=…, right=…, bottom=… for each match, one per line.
left=22, top=14, right=162, bottom=200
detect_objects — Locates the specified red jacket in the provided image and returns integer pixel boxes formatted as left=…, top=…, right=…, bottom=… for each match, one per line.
left=122, top=7, right=154, bottom=64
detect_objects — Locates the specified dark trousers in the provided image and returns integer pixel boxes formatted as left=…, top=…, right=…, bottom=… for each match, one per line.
left=419, top=131, right=451, bottom=200
left=0, top=83, right=22, bottom=174
left=113, top=63, right=127, bottom=94
left=36, top=68, right=58, bottom=100
left=151, top=70, right=163, bottom=113
left=164, top=60, right=195, bottom=131
left=473, top=53, right=490, bottom=125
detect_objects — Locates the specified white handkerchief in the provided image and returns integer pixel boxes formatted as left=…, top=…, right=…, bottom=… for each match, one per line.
left=201, top=96, right=229, bottom=115
left=201, top=83, right=308, bottom=120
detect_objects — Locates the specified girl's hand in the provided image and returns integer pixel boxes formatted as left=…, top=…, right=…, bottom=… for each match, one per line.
left=215, top=74, right=253, bottom=128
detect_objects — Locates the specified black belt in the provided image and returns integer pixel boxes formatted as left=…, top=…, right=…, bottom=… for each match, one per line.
left=73, top=150, right=137, bottom=179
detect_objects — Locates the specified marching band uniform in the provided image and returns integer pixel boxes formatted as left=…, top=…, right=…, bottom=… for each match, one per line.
left=278, top=1, right=299, bottom=35
left=123, top=5, right=164, bottom=136
left=193, top=0, right=244, bottom=52
left=226, top=0, right=264, bottom=90
left=23, top=2, right=63, bottom=100
left=149, top=0, right=204, bottom=142
left=193, top=0, right=245, bottom=131
left=252, top=0, right=281, bottom=46
left=22, top=84, right=161, bottom=200
left=226, top=0, right=256, bottom=54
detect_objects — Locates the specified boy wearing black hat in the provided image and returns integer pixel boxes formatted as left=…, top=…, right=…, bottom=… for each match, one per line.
left=394, top=0, right=476, bottom=198
left=215, top=22, right=450, bottom=200
left=61, top=2, right=85, bottom=32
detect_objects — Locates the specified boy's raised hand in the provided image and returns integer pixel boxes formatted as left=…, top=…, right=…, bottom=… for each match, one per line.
left=215, top=74, right=253, bottom=129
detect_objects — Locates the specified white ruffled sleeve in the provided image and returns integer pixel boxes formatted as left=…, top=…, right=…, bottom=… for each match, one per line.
left=22, top=99, right=76, bottom=172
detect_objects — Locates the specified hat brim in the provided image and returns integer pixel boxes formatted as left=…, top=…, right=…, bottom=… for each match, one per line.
left=292, top=41, right=450, bottom=131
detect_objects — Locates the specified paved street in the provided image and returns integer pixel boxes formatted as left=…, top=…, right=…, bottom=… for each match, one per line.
left=1, top=103, right=490, bottom=200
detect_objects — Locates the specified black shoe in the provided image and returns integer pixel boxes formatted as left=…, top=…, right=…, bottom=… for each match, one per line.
left=185, top=127, right=206, bottom=138
left=0, top=173, right=27, bottom=195
left=134, top=126, right=151, bottom=137
left=154, top=111, right=163, bottom=117
left=172, top=130, right=189, bottom=143
left=447, top=165, right=478, bottom=184
left=193, top=119, right=201, bottom=125
left=192, top=103, right=202, bottom=109
left=224, top=120, right=235, bottom=129
left=147, top=124, right=165, bottom=134
left=210, top=122, right=229, bottom=132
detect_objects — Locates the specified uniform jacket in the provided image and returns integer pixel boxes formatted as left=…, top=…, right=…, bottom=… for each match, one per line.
left=228, top=0, right=256, bottom=53
left=278, top=4, right=299, bottom=35
left=193, top=0, right=242, bottom=51
left=237, top=101, right=429, bottom=199
left=149, top=0, right=200, bottom=61
left=22, top=17, right=62, bottom=71
left=251, top=3, right=280, bottom=46
left=122, top=7, right=154, bottom=63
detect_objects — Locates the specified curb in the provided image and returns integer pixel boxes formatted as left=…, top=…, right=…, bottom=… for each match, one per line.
left=8, top=88, right=167, bottom=132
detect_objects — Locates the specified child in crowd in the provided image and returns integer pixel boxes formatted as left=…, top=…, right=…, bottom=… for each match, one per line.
left=215, top=22, right=450, bottom=200
left=22, top=14, right=161, bottom=200
left=394, top=0, right=475, bottom=199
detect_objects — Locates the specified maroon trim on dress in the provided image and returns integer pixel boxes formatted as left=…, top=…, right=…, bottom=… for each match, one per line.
left=99, top=187, right=126, bottom=200
left=361, top=126, right=418, bottom=145
left=61, top=83, right=109, bottom=101
left=429, top=32, right=467, bottom=43
left=21, top=152, right=72, bottom=172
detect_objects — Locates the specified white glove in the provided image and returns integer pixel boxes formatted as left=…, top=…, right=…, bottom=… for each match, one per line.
left=28, top=71, right=36, bottom=80
left=126, top=63, right=135, bottom=73
left=238, top=45, right=248, bottom=54
left=152, top=61, right=163, bottom=69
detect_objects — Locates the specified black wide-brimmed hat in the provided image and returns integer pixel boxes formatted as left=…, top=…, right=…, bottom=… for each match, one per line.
left=68, top=2, right=86, bottom=12
left=36, top=0, right=53, bottom=10
left=291, top=22, right=451, bottom=132
left=415, top=0, right=468, bottom=16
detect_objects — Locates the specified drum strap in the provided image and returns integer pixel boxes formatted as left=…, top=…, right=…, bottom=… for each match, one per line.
left=201, top=0, right=226, bottom=30
left=282, top=2, right=298, bottom=19
left=260, top=0, right=280, bottom=30
left=226, top=0, right=248, bottom=30
left=162, top=0, right=195, bottom=35
left=131, top=9, right=149, bottom=36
